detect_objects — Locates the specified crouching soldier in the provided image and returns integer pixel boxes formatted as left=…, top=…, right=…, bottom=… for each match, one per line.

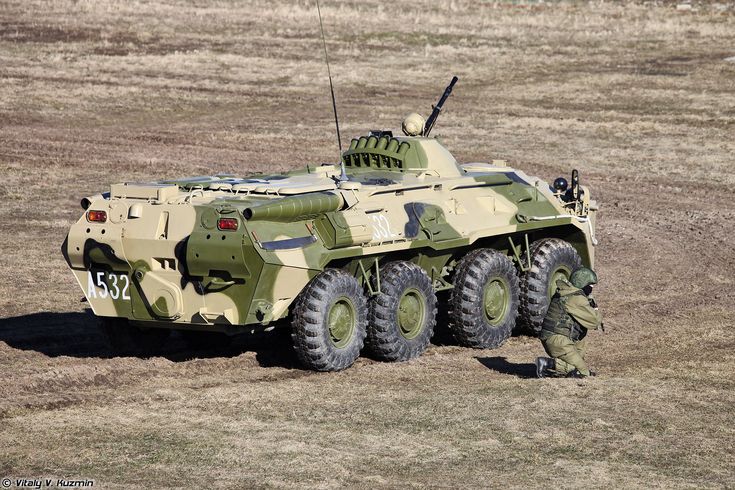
left=536, top=267, right=603, bottom=378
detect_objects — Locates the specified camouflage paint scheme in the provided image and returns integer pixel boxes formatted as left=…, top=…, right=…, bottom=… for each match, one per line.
left=62, top=132, right=598, bottom=333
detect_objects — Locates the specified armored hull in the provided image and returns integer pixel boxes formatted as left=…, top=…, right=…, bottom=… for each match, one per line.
left=64, top=132, right=598, bottom=370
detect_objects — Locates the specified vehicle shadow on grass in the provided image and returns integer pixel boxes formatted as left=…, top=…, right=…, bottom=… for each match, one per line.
left=0, top=310, right=298, bottom=368
left=475, top=356, right=537, bottom=378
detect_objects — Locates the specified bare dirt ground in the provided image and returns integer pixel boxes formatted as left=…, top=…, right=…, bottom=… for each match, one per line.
left=1, top=0, right=734, bottom=488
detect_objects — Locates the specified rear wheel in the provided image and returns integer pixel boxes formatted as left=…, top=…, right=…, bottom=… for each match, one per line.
left=367, top=261, right=437, bottom=362
left=99, top=317, right=169, bottom=357
left=519, top=238, right=582, bottom=334
left=450, top=249, right=519, bottom=348
left=291, top=269, right=368, bottom=372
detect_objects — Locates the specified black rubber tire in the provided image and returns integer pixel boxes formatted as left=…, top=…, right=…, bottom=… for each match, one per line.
left=449, top=248, right=520, bottom=349
left=99, top=317, right=169, bottom=357
left=367, top=261, right=437, bottom=362
left=290, top=269, right=368, bottom=372
left=519, top=238, right=582, bottom=335
left=179, top=330, right=232, bottom=351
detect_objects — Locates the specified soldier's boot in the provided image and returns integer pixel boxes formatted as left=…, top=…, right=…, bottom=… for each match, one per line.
left=535, top=357, right=555, bottom=378
left=566, top=367, right=598, bottom=378
left=567, top=369, right=597, bottom=378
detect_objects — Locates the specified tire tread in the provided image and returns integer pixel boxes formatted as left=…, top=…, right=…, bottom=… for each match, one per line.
left=518, top=238, right=582, bottom=334
left=291, top=269, right=368, bottom=372
left=449, top=249, right=519, bottom=348
left=367, top=261, right=437, bottom=362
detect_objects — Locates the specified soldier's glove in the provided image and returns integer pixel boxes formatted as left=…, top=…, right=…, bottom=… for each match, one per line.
left=588, top=298, right=598, bottom=309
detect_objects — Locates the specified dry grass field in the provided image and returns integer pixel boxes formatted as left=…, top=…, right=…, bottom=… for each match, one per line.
left=1, top=0, right=734, bottom=487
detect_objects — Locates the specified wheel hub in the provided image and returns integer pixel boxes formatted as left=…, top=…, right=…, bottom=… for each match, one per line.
left=548, top=266, right=572, bottom=299
left=483, top=278, right=509, bottom=325
left=397, top=288, right=426, bottom=339
left=327, top=297, right=356, bottom=348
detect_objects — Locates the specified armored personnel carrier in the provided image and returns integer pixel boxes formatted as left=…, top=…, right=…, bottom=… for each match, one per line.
left=62, top=79, right=598, bottom=371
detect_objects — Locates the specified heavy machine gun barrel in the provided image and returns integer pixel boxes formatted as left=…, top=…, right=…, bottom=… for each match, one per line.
left=423, top=76, right=458, bottom=137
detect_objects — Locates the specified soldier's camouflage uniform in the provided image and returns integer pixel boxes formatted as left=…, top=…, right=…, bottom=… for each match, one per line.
left=539, top=278, right=602, bottom=376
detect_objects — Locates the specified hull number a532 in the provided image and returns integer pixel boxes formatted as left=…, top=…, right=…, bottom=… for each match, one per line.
left=87, top=271, right=131, bottom=300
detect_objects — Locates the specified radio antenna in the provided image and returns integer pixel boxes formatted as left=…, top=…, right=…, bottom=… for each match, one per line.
left=316, top=0, right=347, bottom=181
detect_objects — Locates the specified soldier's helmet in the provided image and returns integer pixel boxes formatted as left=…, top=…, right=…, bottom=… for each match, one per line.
left=570, top=267, right=598, bottom=289
left=402, top=113, right=425, bottom=136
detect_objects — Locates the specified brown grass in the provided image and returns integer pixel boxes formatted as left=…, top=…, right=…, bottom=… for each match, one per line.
left=1, top=0, right=734, bottom=488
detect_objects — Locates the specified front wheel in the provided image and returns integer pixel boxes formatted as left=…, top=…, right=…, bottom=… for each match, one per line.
left=450, top=249, right=520, bottom=348
left=367, top=261, right=437, bottom=362
left=519, top=238, right=582, bottom=334
left=290, top=269, right=368, bottom=372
